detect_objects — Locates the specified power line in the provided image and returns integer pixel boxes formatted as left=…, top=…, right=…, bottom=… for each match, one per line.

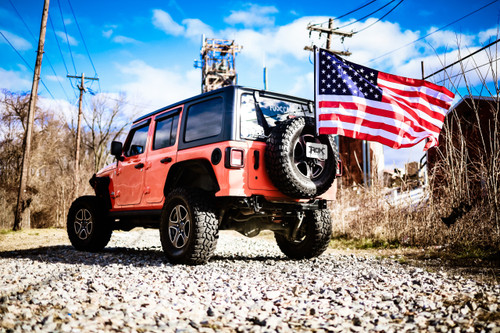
left=8, top=0, right=71, bottom=101
left=436, top=56, right=500, bottom=84
left=353, top=0, right=404, bottom=34
left=49, top=14, right=78, bottom=100
left=67, top=0, right=98, bottom=78
left=57, top=0, right=77, bottom=74
left=334, top=0, right=395, bottom=31
left=0, top=30, right=55, bottom=99
left=368, top=0, right=499, bottom=63
left=425, top=38, right=500, bottom=79
left=48, top=15, right=69, bottom=75
left=311, top=0, right=378, bottom=27
left=336, top=0, right=378, bottom=20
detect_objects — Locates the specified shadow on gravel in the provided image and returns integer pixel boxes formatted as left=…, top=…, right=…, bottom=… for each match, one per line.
left=0, top=246, right=288, bottom=266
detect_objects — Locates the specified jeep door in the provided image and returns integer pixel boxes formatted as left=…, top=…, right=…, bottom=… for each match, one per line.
left=144, top=108, right=181, bottom=204
left=114, top=120, right=150, bottom=206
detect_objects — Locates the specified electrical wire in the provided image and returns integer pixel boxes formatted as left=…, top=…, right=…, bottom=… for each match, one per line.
left=334, top=0, right=395, bottom=31
left=48, top=15, right=78, bottom=100
left=424, top=38, right=500, bottom=79
left=353, top=0, right=404, bottom=34
left=0, top=30, right=55, bottom=99
left=57, top=0, right=77, bottom=75
left=436, top=56, right=500, bottom=84
left=336, top=0, right=377, bottom=20
left=8, top=0, right=72, bottom=101
left=311, top=0, right=378, bottom=27
left=368, top=0, right=499, bottom=63
left=48, top=15, right=69, bottom=75
left=67, top=0, right=98, bottom=78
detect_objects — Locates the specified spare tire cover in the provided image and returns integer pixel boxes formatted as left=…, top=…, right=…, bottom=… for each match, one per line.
left=265, top=117, right=338, bottom=199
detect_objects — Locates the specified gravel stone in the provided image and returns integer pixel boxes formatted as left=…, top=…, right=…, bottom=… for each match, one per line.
left=0, top=229, right=499, bottom=332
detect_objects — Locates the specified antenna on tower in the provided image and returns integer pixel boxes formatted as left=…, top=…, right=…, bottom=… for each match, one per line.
left=194, top=36, right=242, bottom=93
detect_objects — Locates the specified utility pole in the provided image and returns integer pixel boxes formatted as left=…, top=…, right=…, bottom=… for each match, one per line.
left=305, top=18, right=353, bottom=56
left=13, top=0, right=50, bottom=231
left=67, top=73, right=99, bottom=198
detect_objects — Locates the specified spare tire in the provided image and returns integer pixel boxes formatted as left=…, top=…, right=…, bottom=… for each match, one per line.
left=265, top=117, right=338, bottom=198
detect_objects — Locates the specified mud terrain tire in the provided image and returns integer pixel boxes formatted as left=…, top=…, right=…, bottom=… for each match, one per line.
left=265, top=117, right=337, bottom=198
left=275, top=209, right=332, bottom=259
left=67, top=196, right=112, bottom=252
left=160, top=188, right=219, bottom=265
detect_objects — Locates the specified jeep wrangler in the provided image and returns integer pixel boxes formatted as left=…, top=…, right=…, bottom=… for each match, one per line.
left=67, top=86, right=341, bottom=264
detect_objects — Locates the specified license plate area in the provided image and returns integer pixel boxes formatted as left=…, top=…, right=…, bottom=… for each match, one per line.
left=305, top=142, right=328, bottom=160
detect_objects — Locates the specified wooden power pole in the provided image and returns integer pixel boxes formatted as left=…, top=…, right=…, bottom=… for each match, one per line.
left=13, top=0, right=50, bottom=231
left=67, top=73, right=99, bottom=198
left=305, top=18, right=353, bottom=56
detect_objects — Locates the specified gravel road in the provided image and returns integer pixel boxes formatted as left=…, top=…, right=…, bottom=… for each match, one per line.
left=0, top=229, right=499, bottom=332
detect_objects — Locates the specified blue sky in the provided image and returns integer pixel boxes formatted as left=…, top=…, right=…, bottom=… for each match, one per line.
left=1, top=0, right=499, bottom=168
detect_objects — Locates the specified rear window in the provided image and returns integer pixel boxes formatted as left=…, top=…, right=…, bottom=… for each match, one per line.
left=240, top=93, right=311, bottom=140
left=185, top=97, right=223, bottom=142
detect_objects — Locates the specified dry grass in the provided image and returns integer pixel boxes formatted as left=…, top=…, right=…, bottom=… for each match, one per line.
left=0, top=228, right=70, bottom=252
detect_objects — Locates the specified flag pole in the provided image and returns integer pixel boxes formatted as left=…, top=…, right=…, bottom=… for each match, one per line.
left=313, top=46, right=318, bottom=135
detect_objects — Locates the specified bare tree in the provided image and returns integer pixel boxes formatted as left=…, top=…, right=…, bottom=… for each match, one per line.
left=83, top=93, right=132, bottom=173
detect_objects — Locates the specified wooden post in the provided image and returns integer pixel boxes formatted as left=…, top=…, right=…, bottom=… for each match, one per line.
left=67, top=73, right=99, bottom=198
left=14, top=0, right=50, bottom=231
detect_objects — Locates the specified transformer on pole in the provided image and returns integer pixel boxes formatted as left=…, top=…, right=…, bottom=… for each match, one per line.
left=194, top=36, right=242, bottom=93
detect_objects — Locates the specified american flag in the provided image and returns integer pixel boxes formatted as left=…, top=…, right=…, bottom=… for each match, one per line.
left=315, top=48, right=455, bottom=150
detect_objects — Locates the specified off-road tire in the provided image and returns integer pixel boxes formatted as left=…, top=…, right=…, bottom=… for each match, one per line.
left=275, top=209, right=332, bottom=259
left=160, top=188, right=219, bottom=265
left=67, top=196, right=112, bottom=252
left=266, top=117, right=337, bottom=198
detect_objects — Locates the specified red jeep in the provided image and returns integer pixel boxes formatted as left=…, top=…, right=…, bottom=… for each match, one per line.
left=67, top=86, right=340, bottom=264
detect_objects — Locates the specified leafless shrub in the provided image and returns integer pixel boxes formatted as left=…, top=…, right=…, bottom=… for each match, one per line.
left=0, top=91, right=130, bottom=230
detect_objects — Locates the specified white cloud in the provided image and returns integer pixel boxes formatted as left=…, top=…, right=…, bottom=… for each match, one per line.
left=423, top=28, right=474, bottom=51
left=343, top=19, right=420, bottom=72
left=478, top=27, right=499, bottom=43
left=152, top=9, right=185, bottom=36
left=37, top=97, right=78, bottom=125
left=0, top=68, right=31, bottom=91
left=182, top=18, right=214, bottom=38
left=112, top=35, right=140, bottom=44
left=45, top=74, right=65, bottom=82
left=55, top=31, right=78, bottom=46
left=223, top=16, right=319, bottom=65
left=102, top=29, right=113, bottom=38
left=287, top=72, right=314, bottom=98
left=225, top=4, right=278, bottom=28
left=0, top=30, right=32, bottom=51
left=115, top=60, right=200, bottom=111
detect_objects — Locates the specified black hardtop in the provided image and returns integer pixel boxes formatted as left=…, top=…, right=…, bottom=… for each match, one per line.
left=132, top=85, right=312, bottom=124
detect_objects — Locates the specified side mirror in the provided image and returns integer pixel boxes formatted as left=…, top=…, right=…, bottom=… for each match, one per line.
left=111, top=141, right=124, bottom=161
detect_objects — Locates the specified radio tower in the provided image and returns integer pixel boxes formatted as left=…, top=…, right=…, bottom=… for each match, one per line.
left=194, top=36, right=242, bottom=93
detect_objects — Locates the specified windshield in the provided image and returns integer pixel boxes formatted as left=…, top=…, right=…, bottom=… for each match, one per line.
left=240, top=93, right=313, bottom=140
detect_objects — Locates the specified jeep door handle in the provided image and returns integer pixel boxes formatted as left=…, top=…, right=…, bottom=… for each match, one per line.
left=160, top=157, right=172, bottom=164
left=134, top=163, right=144, bottom=169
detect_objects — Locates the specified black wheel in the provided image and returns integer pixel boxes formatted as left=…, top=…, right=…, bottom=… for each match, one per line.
left=160, top=188, right=218, bottom=265
left=275, top=209, right=332, bottom=259
left=265, top=117, right=338, bottom=198
left=67, top=196, right=112, bottom=252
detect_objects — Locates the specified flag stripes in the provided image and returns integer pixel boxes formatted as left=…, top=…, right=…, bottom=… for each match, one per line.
left=315, top=48, right=455, bottom=150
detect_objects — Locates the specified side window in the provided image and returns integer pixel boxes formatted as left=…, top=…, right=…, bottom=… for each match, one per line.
left=124, top=124, right=149, bottom=157
left=153, top=114, right=179, bottom=150
left=185, top=97, right=223, bottom=142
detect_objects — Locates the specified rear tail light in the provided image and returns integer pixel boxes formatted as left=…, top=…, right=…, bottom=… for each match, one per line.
left=336, top=159, right=343, bottom=177
left=225, top=148, right=245, bottom=168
